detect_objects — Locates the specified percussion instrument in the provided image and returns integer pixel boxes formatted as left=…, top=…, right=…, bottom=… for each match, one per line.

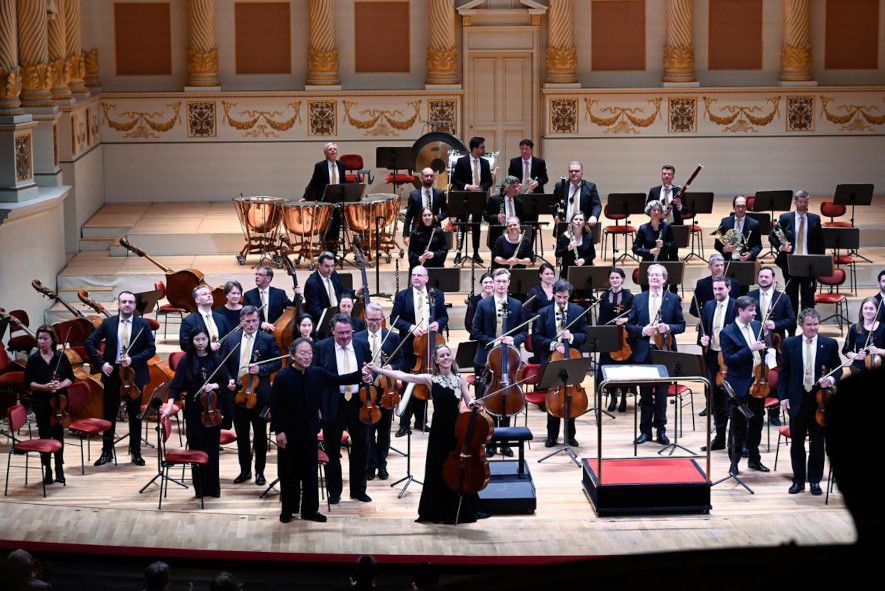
left=233, top=195, right=285, bottom=266
left=280, top=200, right=334, bottom=268
left=343, top=194, right=400, bottom=263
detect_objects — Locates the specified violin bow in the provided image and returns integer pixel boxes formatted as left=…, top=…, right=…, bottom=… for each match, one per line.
left=119, top=325, right=145, bottom=362
left=368, top=315, right=400, bottom=366
left=193, top=344, right=241, bottom=401
left=486, top=314, right=539, bottom=348
left=51, top=328, right=72, bottom=378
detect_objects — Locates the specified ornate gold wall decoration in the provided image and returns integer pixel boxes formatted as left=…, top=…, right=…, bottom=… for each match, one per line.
left=584, top=98, right=662, bottom=134
left=781, top=46, right=811, bottom=71
left=101, top=102, right=182, bottom=139
left=71, top=109, right=88, bottom=154
left=820, top=96, right=885, bottom=132
left=308, top=48, right=339, bottom=73
left=0, top=66, right=21, bottom=98
left=428, top=99, right=456, bottom=134
left=703, top=97, right=780, bottom=133
left=786, top=96, right=814, bottom=132
left=15, top=134, right=32, bottom=182
left=21, top=62, right=54, bottom=92
left=663, top=45, right=694, bottom=72
left=668, top=97, right=696, bottom=133
left=188, top=101, right=216, bottom=137
left=426, top=49, right=457, bottom=74
left=342, top=100, right=421, bottom=137
left=221, top=101, right=301, bottom=138
left=308, top=100, right=336, bottom=136
left=550, top=99, right=577, bottom=134
left=187, top=48, right=218, bottom=74
left=83, top=48, right=100, bottom=87
left=87, top=103, right=99, bottom=145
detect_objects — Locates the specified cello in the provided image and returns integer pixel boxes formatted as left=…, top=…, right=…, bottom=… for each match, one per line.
left=411, top=289, right=445, bottom=402
left=272, top=251, right=303, bottom=354
left=545, top=303, right=590, bottom=420
left=31, top=280, right=100, bottom=346
left=442, top=402, right=493, bottom=524
left=482, top=301, right=526, bottom=418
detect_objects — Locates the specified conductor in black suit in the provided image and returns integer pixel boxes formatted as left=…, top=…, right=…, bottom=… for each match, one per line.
left=403, top=167, right=448, bottom=240
left=180, top=285, right=228, bottom=352
left=553, top=161, right=601, bottom=232
left=303, top=142, right=350, bottom=251
left=507, top=138, right=548, bottom=193
left=769, top=190, right=825, bottom=321
left=303, top=251, right=344, bottom=326
left=484, top=176, right=524, bottom=248
left=450, top=136, right=493, bottom=264
left=243, top=265, right=293, bottom=332
left=647, top=164, right=683, bottom=225
left=84, top=291, right=157, bottom=466
left=713, top=195, right=763, bottom=263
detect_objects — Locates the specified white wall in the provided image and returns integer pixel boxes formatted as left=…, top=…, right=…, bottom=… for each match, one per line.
left=61, top=145, right=105, bottom=252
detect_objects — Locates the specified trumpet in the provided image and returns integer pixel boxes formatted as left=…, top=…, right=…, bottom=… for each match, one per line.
left=519, top=176, right=538, bottom=194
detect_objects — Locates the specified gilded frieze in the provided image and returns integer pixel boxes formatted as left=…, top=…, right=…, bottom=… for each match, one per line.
left=584, top=98, right=661, bottom=135
left=550, top=99, right=577, bottom=134
left=221, top=101, right=301, bottom=138
left=101, top=102, right=182, bottom=139
left=15, top=134, right=32, bottom=182
left=820, top=96, right=885, bottom=132
left=188, top=102, right=217, bottom=137
left=342, top=100, right=421, bottom=137
left=668, top=97, right=696, bottom=133
left=703, top=97, right=780, bottom=133
left=786, top=96, right=814, bottom=132
left=309, top=100, right=336, bottom=136
left=428, top=100, right=457, bottom=134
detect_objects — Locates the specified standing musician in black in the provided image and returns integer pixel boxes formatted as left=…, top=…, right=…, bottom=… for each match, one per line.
left=507, top=138, right=548, bottom=193
left=24, top=325, right=74, bottom=484
left=778, top=308, right=841, bottom=496
left=465, top=272, right=495, bottom=336
left=485, top=176, right=524, bottom=249
left=531, top=280, right=588, bottom=447
left=875, top=270, right=885, bottom=320
left=597, top=268, right=634, bottom=412
left=555, top=212, right=595, bottom=278
left=647, top=164, right=683, bottom=225
left=85, top=290, right=157, bottom=467
left=492, top=217, right=533, bottom=269
left=842, top=297, right=885, bottom=373
left=553, top=161, right=601, bottom=235
left=403, top=167, right=448, bottom=241
left=450, top=136, right=493, bottom=264
left=164, top=327, right=227, bottom=498
left=222, top=305, right=281, bottom=486
left=719, top=296, right=771, bottom=475
left=471, top=268, right=526, bottom=457
left=713, top=195, right=762, bottom=263
left=633, top=200, right=677, bottom=294
left=303, top=251, right=344, bottom=328
left=179, top=285, right=228, bottom=352
left=354, top=302, right=402, bottom=482
left=689, top=254, right=741, bottom=317
left=407, top=207, right=449, bottom=272
left=303, top=142, right=350, bottom=251
left=626, top=264, right=685, bottom=445
left=524, top=263, right=557, bottom=317
left=244, top=265, right=294, bottom=332
left=337, top=292, right=366, bottom=333
left=697, top=276, right=736, bottom=451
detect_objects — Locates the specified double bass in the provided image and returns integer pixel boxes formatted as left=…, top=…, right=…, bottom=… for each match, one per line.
left=31, top=280, right=99, bottom=345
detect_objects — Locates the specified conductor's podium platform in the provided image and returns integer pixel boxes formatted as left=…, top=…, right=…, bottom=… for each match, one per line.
left=478, top=427, right=537, bottom=515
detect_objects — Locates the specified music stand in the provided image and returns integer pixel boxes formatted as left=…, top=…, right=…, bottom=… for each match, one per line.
left=833, top=184, right=873, bottom=261
left=508, top=269, right=538, bottom=298
left=339, top=273, right=354, bottom=291
left=649, top=350, right=702, bottom=456
left=671, top=224, right=690, bottom=258
left=682, top=192, right=714, bottom=262
left=376, top=146, right=415, bottom=193
left=447, top=190, right=485, bottom=266
left=427, top=268, right=461, bottom=293
left=134, top=289, right=162, bottom=316
left=322, top=183, right=366, bottom=267
left=455, top=341, right=478, bottom=371
left=568, top=266, right=612, bottom=318
left=710, top=378, right=755, bottom=494
left=519, top=195, right=553, bottom=264
left=823, top=227, right=860, bottom=294
left=579, top=326, right=621, bottom=420
left=537, top=356, right=593, bottom=466
left=723, top=261, right=760, bottom=291
left=787, top=254, right=833, bottom=283
left=606, top=193, right=647, bottom=264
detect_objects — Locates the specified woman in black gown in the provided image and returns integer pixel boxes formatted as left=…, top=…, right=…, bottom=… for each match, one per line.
left=524, top=263, right=556, bottom=317
left=492, top=217, right=533, bottom=269
left=595, top=268, right=635, bottom=412
left=24, top=325, right=74, bottom=485
left=368, top=344, right=482, bottom=524
left=555, top=212, right=595, bottom=278
left=408, top=207, right=448, bottom=272
left=842, top=297, right=885, bottom=372
left=163, top=327, right=228, bottom=497
left=464, top=272, right=494, bottom=335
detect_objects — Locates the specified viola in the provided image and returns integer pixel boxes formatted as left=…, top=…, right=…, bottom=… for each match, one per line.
left=358, top=381, right=382, bottom=425
left=235, top=347, right=261, bottom=410
left=48, top=389, right=71, bottom=429
left=374, top=353, right=401, bottom=410
left=650, top=290, right=673, bottom=352
left=442, top=404, right=492, bottom=498
left=545, top=305, right=588, bottom=420
left=815, top=369, right=835, bottom=428
left=198, top=367, right=222, bottom=428
left=750, top=328, right=774, bottom=399
left=119, top=365, right=140, bottom=400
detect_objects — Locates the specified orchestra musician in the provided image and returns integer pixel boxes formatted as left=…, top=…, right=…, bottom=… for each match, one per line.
left=407, top=207, right=449, bottom=272
left=222, top=305, right=281, bottom=487
left=647, top=164, right=683, bottom=225
left=391, top=265, right=449, bottom=437
left=524, top=263, right=557, bottom=317
left=471, top=268, right=526, bottom=457
left=842, top=297, right=885, bottom=372
left=244, top=265, right=294, bottom=332
left=778, top=308, right=841, bottom=495
left=698, top=276, right=737, bottom=452
left=24, top=325, right=74, bottom=485
left=531, top=280, right=588, bottom=447
left=714, top=195, right=762, bottom=262
left=403, top=168, right=448, bottom=242
left=464, top=272, right=494, bottom=335
left=179, top=285, right=227, bottom=352
left=633, top=200, right=676, bottom=264
left=164, top=327, right=227, bottom=498
left=553, top=161, right=601, bottom=234
left=303, top=142, right=350, bottom=251
left=354, top=302, right=402, bottom=482
left=84, top=291, right=157, bottom=467
left=555, top=212, right=595, bottom=278
left=337, top=292, right=366, bottom=333
left=597, top=268, right=634, bottom=413
left=295, top=313, right=315, bottom=342
left=719, top=296, right=771, bottom=475
left=217, top=280, right=244, bottom=334
left=492, top=217, right=533, bottom=269
left=626, top=264, right=685, bottom=445
left=303, top=251, right=344, bottom=327
left=451, top=136, right=493, bottom=265
left=315, top=314, right=373, bottom=503
left=769, top=190, right=825, bottom=324
left=485, top=176, right=524, bottom=249
left=507, top=138, right=548, bottom=193
left=875, top=270, right=885, bottom=321
left=689, top=254, right=741, bottom=317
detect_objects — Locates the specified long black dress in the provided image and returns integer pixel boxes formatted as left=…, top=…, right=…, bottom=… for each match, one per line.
left=842, top=322, right=885, bottom=372
left=24, top=350, right=74, bottom=468
left=418, top=375, right=478, bottom=524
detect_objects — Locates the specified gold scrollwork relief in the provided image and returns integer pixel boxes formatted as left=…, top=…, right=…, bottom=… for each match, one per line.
left=101, top=102, right=182, bottom=139
left=584, top=98, right=661, bottom=134
left=221, top=101, right=301, bottom=138
left=0, top=66, right=21, bottom=99
left=820, top=96, right=885, bottom=132
left=550, top=99, right=577, bottom=134
left=342, top=100, right=421, bottom=137
left=15, top=134, right=32, bottom=182
left=703, top=97, right=780, bottom=133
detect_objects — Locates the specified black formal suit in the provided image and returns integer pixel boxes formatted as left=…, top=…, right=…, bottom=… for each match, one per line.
left=85, top=315, right=157, bottom=456
left=270, top=364, right=362, bottom=519
left=689, top=276, right=742, bottom=317
left=555, top=231, right=595, bottom=278
left=451, top=154, right=493, bottom=255
left=179, top=310, right=228, bottom=351
left=777, top=334, right=841, bottom=484
left=532, top=303, right=588, bottom=441
left=303, top=159, right=350, bottom=248
left=714, top=215, right=762, bottom=261
left=355, top=328, right=402, bottom=476
left=769, top=211, right=825, bottom=320
left=747, top=288, right=796, bottom=338
left=524, top=285, right=555, bottom=318
left=407, top=226, right=448, bottom=272
left=875, top=293, right=884, bottom=322
left=404, top=187, right=448, bottom=237
left=507, top=156, right=548, bottom=193
left=626, top=290, right=686, bottom=436
left=554, top=179, right=601, bottom=225
left=244, top=286, right=292, bottom=325
left=222, top=330, right=281, bottom=477
left=315, top=336, right=373, bottom=499
left=390, top=286, right=448, bottom=430
left=647, top=185, right=684, bottom=225
left=700, top=298, right=737, bottom=439
left=484, top=192, right=525, bottom=248
left=303, top=270, right=344, bottom=324
left=720, top=320, right=766, bottom=466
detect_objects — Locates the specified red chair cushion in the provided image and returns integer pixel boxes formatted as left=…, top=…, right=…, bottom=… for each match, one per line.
left=814, top=294, right=845, bottom=304
left=168, top=352, right=186, bottom=370
left=7, top=335, right=37, bottom=350
left=220, top=429, right=237, bottom=445
left=818, top=269, right=846, bottom=285
left=668, top=384, right=690, bottom=396
left=16, top=439, right=63, bottom=454
left=525, top=392, right=546, bottom=405
left=344, top=173, right=362, bottom=183
left=833, top=255, right=855, bottom=265
left=519, top=363, right=541, bottom=384
left=165, top=449, right=209, bottom=464
left=318, top=450, right=330, bottom=464
left=0, top=371, right=25, bottom=386
left=690, top=224, right=703, bottom=232
left=69, top=418, right=112, bottom=434
left=820, top=201, right=846, bottom=217
left=824, top=221, right=852, bottom=228
left=604, top=225, right=635, bottom=234
left=159, top=305, right=187, bottom=313
left=145, top=318, right=161, bottom=331
left=778, top=426, right=791, bottom=438
left=385, top=173, right=415, bottom=184
left=764, top=396, right=779, bottom=409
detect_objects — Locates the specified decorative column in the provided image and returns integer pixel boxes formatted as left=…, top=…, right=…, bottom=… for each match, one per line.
left=425, top=0, right=457, bottom=86
left=545, top=0, right=577, bottom=84
left=779, top=0, right=813, bottom=83
left=0, top=0, right=23, bottom=114
left=83, top=48, right=99, bottom=89
left=186, top=0, right=220, bottom=88
left=47, top=0, right=72, bottom=101
left=662, top=0, right=696, bottom=84
left=63, top=0, right=86, bottom=95
left=17, top=0, right=53, bottom=107
left=306, top=0, right=339, bottom=86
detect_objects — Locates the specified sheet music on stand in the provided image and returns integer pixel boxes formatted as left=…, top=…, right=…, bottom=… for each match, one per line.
left=601, top=365, right=668, bottom=382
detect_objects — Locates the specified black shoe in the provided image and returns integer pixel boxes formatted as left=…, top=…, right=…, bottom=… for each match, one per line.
left=302, top=512, right=327, bottom=522
left=769, top=416, right=782, bottom=427
left=701, top=437, right=726, bottom=452
left=657, top=432, right=671, bottom=446
left=472, top=253, right=484, bottom=264
left=810, top=482, right=822, bottom=496
left=729, top=464, right=740, bottom=476
left=366, top=470, right=376, bottom=481
left=94, top=452, right=113, bottom=467
left=233, top=472, right=252, bottom=484
left=748, top=460, right=770, bottom=472
left=255, top=473, right=266, bottom=486
left=350, top=492, right=372, bottom=502
left=395, top=427, right=411, bottom=438
left=500, top=447, right=514, bottom=457
left=54, top=465, right=65, bottom=484
left=618, top=396, right=627, bottom=413
left=486, top=445, right=497, bottom=457
left=475, top=510, right=491, bottom=520
left=606, top=396, right=617, bottom=412
left=378, top=467, right=389, bottom=480
left=329, top=495, right=340, bottom=505
left=279, top=513, right=294, bottom=524
left=698, top=408, right=708, bottom=417
left=43, top=467, right=54, bottom=485
left=567, top=439, right=579, bottom=447
left=420, top=423, right=431, bottom=432
left=788, top=481, right=805, bottom=494
left=131, top=455, right=145, bottom=466
left=634, top=433, right=651, bottom=445
left=544, top=438, right=557, bottom=448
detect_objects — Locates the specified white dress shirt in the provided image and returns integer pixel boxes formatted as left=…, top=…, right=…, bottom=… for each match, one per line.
left=335, top=343, right=358, bottom=395
left=413, top=288, right=430, bottom=329
left=117, top=316, right=133, bottom=360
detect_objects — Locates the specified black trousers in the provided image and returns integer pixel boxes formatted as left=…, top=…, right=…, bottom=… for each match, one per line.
left=323, top=397, right=369, bottom=499
left=547, top=414, right=576, bottom=441
left=278, top=437, right=319, bottom=517
left=184, top=407, right=221, bottom=497
left=730, top=396, right=764, bottom=467
left=790, top=391, right=825, bottom=484
left=367, top=407, right=393, bottom=472
left=458, top=212, right=482, bottom=254
left=233, top=405, right=267, bottom=474
left=639, top=384, right=668, bottom=435
left=785, top=273, right=816, bottom=327
left=33, top=396, right=64, bottom=466
left=705, top=352, right=729, bottom=439
left=219, top=389, right=234, bottom=430
left=102, top=381, right=142, bottom=456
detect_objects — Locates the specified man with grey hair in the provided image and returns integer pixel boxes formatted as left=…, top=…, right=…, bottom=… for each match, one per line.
left=689, top=253, right=741, bottom=317
left=303, top=142, right=350, bottom=250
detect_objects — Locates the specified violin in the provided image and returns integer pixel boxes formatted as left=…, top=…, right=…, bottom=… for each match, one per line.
left=358, top=380, right=382, bottom=425
left=198, top=368, right=223, bottom=428
left=750, top=327, right=774, bottom=398
left=117, top=325, right=145, bottom=401
left=411, top=289, right=444, bottom=401
left=650, top=289, right=673, bottom=351
left=815, top=366, right=835, bottom=428
left=482, top=302, right=525, bottom=417
left=545, top=304, right=588, bottom=420
left=48, top=348, right=71, bottom=429
left=608, top=302, right=633, bottom=362
left=375, top=352, right=401, bottom=411
left=442, top=403, right=492, bottom=502
left=235, top=347, right=261, bottom=410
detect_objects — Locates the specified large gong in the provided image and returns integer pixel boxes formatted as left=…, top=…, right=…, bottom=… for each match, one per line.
left=412, top=132, right=467, bottom=189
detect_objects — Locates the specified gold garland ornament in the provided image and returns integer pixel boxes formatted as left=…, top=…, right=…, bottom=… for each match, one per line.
left=584, top=98, right=661, bottom=134
left=820, top=96, right=885, bottom=130
left=342, top=100, right=421, bottom=136
left=703, top=97, right=780, bottom=132
left=221, top=101, right=301, bottom=138
left=101, top=102, right=182, bottom=138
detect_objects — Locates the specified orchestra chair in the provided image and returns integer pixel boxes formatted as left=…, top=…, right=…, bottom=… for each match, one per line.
left=154, top=281, right=187, bottom=339
left=66, top=381, right=116, bottom=474
left=0, top=348, right=27, bottom=437
left=681, top=209, right=706, bottom=263
left=318, top=429, right=350, bottom=459
left=339, top=154, right=373, bottom=184
left=832, top=252, right=857, bottom=297
left=318, top=446, right=331, bottom=511
left=4, top=403, right=64, bottom=497
left=763, top=367, right=781, bottom=452
left=518, top=361, right=543, bottom=446
left=820, top=201, right=852, bottom=228
left=814, top=270, right=849, bottom=335
left=156, top=415, right=208, bottom=510
left=773, top=425, right=795, bottom=472
left=602, top=204, right=636, bottom=263
left=667, top=383, right=695, bottom=436
left=5, top=310, right=37, bottom=356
